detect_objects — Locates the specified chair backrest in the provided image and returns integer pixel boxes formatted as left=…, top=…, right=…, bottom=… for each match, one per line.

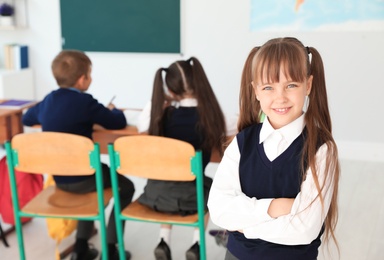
left=108, top=135, right=206, bottom=260
left=5, top=132, right=110, bottom=260
left=110, top=135, right=199, bottom=181
left=7, top=132, right=97, bottom=175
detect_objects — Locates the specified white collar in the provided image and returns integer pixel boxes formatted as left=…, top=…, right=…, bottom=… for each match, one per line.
left=172, top=98, right=198, bottom=108
left=259, top=113, right=305, bottom=144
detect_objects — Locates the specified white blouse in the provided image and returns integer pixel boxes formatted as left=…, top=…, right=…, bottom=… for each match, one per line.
left=207, top=114, right=335, bottom=245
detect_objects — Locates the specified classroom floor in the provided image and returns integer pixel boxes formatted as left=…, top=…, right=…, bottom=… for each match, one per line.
left=1, top=159, right=384, bottom=260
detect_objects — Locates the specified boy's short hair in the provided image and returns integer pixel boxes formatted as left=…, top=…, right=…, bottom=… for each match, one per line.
left=51, top=50, right=92, bottom=88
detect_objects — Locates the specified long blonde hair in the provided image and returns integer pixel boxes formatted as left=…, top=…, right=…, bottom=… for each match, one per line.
left=238, top=37, right=340, bottom=248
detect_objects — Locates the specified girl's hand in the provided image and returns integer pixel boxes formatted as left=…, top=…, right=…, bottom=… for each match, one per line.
left=267, top=198, right=294, bottom=218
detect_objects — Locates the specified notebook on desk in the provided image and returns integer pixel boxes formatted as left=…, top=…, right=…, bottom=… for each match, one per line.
left=0, top=99, right=36, bottom=110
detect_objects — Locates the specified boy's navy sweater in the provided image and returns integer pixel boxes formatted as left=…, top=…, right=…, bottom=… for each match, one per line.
left=228, top=123, right=322, bottom=260
left=22, top=88, right=127, bottom=184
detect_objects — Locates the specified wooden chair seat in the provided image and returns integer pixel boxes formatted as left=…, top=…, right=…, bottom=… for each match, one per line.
left=122, top=200, right=199, bottom=224
left=22, top=186, right=112, bottom=217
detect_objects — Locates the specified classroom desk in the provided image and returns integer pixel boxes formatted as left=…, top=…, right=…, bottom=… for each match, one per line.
left=92, top=125, right=224, bottom=163
left=0, top=100, right=37, bottom=144
left=92, top=125, right=143, bottom=154
left=0, top=108, right=26, bottom=144
left=18, top=124, right=226, bottom=163
left=0, top=102, right=37, bottom=249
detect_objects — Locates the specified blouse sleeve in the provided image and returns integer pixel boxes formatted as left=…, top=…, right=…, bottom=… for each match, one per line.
left=208, top=136, right=274, bottom=231
left=243, top=144, right=335, bottom=245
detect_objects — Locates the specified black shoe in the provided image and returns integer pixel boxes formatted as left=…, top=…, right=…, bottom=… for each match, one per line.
left=71, top=247, right=99, bottom=260
left=209, top=229, right=228, bottom=248
left=154, top=238, right=172, bottom=260
left=185, top=242, right=199, bottom=260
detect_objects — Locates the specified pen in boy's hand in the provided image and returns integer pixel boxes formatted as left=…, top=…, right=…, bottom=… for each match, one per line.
left=108, top=95, right=116, bottom=106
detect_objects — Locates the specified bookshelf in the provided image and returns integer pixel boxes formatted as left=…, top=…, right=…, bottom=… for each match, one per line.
left=0, top=68, right=34, bottom=100
left=0, top=0, right=28, bottom=30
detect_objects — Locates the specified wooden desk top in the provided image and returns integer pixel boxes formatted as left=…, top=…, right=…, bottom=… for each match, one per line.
left=0, top=108, right=19, bottom=117
left=26, top=124, right=225, bottom=163
left=0, top=106, right=30, bottom=144
left=92, top=125, right=224, bottom=163
left=92, top=125, right=141, bottom=155
left=93, top=124, right=139, bottom=135
left=0, top=100, right=37, bottom=111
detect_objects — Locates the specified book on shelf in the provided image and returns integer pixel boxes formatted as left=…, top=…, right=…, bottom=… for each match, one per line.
left=3, top=44, right=29, bottom=70
left=0, top=99, right=36, bottom=109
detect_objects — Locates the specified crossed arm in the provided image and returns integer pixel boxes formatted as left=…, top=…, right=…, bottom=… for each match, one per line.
left=207, top=137, right=333, bottom=245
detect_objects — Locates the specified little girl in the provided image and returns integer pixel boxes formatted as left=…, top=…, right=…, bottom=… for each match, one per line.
left=137, top=57, right=227, bottom=260
left=208, top=37, right=340, bottom=260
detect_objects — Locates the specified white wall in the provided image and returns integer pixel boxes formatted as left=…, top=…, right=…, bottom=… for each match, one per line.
left=1, top=0, right=383, bottom=162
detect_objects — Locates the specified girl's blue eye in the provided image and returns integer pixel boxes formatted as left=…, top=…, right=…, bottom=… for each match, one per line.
left=287, top=84, right=297, bottom=88
left=263, top=86, right=272, bottom=90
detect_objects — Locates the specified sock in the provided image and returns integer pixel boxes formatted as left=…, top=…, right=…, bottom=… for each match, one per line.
left=192, top=229, right=200, bottom=245
left=159, top=227, right=171, bottom=245
left=74, top=238, right=88, bottom=253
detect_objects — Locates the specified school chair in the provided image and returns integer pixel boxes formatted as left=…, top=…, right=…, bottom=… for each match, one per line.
left=4, top=132, right=112, bottom=260
left=108, top=135, right=207, bottom=260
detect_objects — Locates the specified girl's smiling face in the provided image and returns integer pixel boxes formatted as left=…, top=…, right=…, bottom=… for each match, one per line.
left=253, top=68, right=312, bottom=129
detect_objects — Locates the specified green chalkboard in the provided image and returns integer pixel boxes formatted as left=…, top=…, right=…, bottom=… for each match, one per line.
left=60, top=0, right=180, bottom=53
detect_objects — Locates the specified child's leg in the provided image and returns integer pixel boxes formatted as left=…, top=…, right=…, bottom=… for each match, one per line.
left=56, top=180, right=99, bottom=259
left=154, top=224, right=172, bottom=260
left=186, top=213, right=210, bottom=260
left=159, top=224, right=172, bottom=244
left=102, top=163, right=135, bottom=258
left=74, top=220, right=95, bottom=251
left=192, top=213, right=210, bottom=244
left=106, top=174, right=134, bottom=243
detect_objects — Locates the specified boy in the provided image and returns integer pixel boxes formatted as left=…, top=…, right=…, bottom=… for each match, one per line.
left=23, top=50, right=134, bottom=260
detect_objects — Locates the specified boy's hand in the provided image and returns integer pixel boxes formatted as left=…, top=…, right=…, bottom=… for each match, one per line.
left=107, top=103, right=116, bottom=110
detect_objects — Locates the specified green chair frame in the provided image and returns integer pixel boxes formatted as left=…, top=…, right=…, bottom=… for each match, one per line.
left=5, top=132, right=110, bottom=260
left=108, top=135, right=207, bottom=260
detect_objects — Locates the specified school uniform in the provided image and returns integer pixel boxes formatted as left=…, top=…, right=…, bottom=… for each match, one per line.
left=23, top=87, right=127, bottom=184
left=208, top=114, right=335, bottom=260
left=137, top=98, right=213, bottom=215
left=22, top=87, right=135, bottom=244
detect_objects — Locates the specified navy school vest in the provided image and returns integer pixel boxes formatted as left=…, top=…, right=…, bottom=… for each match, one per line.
left=227, top=123, right=322, bottom=260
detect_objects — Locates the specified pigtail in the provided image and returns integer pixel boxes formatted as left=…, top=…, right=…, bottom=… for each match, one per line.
left=305, top=46, right=332, bottom=135
left=190, top=57, right=226, bottom=155
left=238, top=47, right=261, bottom=132
left=303, top=46, right=335, bottom=181
left=303, top=46, right=340, bottom=250
left=149, top=68, right=167, bottom=136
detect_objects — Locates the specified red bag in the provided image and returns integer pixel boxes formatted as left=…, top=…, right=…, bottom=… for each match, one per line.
left=0, top=157, right=43, bottom=225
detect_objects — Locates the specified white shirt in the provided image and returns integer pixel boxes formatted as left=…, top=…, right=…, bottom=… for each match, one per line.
left=260, top=114, right=305, bottom=161
left=207, top=114, right=335, bottom=245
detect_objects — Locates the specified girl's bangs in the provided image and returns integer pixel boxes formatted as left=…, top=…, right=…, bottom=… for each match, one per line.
left=253, top=45, right=308, bottom=85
